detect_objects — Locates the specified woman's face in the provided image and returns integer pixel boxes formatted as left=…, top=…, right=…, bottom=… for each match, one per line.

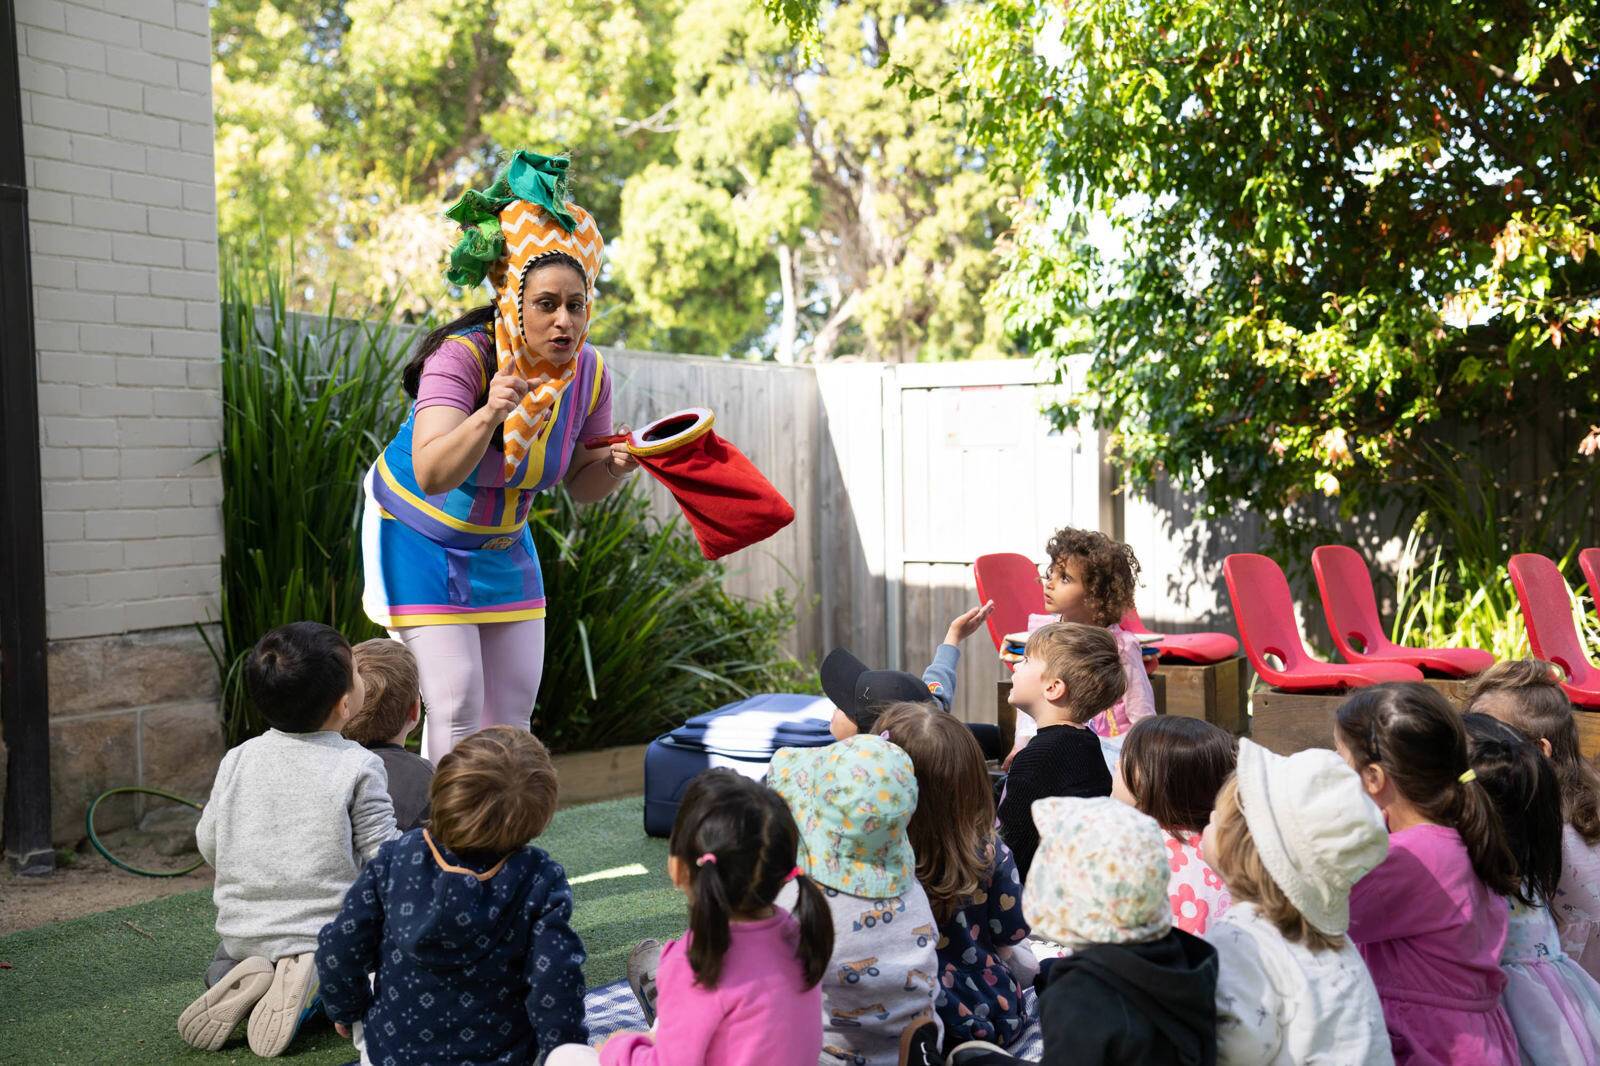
left=519, top=262, right=588, bottom=364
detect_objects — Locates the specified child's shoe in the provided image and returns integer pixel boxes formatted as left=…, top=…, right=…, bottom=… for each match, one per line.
left=177, top=956, right=275, bottom=1050
left=246, top=952, right=320, bottom=1057
left=898, top=1015, right=941, bottom=1066
left=626, top=938, right=662, bottom=1027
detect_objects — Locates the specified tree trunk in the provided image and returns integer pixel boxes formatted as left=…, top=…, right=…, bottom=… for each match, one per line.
left=776, top=243, right=798, bottom=364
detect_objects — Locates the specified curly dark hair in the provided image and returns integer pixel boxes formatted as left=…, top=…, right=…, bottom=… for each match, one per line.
left=1044, top=527, right=1141, bottom=626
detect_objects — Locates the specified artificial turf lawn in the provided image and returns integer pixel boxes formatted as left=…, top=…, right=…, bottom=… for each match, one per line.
left=0, top=797, right=678, bottom=1065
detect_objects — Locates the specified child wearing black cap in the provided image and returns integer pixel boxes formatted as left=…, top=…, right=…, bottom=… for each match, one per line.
left=823, top=603, right=993, bottom=741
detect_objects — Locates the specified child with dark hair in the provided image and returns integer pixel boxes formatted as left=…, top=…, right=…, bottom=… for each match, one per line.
left=998, top=623, right=1122, bottom=881
left=346, top=638, right=433, bottom=831
left=877, top=703, right=1034, bottom=1050
left=1462, top=713, right=1600, bottom=1063
left=316, top=726, right=588, bottom=1064
left=552, top=770, right=833, bottom=1066
left=1468, top=659, right=1600, bottom=980
left=180, top=622, right=397, bottom=1057
left=1113, top=716, right=1237, bottom=935
left=1336, top=683, right=1521, bottom=1064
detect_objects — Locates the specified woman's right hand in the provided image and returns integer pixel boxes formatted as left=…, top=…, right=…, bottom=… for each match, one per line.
left=483, top=372, right=530, bottom=425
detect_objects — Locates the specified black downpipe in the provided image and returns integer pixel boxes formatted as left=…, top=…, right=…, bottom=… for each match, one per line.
left=0, top=0, right=56, bottom=875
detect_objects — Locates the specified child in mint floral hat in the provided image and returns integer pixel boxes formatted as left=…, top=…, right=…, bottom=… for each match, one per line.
left=770, top=735, right=941, bottom=1066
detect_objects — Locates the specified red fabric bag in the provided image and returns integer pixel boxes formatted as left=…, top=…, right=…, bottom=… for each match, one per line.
left=586, top=408, right=794, bottom=560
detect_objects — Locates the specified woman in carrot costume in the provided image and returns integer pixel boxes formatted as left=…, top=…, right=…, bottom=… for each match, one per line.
left=362, top=151, right=637, bottom=761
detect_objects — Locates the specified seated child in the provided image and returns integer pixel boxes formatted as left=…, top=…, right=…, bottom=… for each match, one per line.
left=945, top=797, right=1219, bottom=1065
left=1113, top=716, right=1236, bottom=935
left=1008, top=528, right=1153, bottom=757
left=1467, top=659, right=1600, bottom=981
left=179, top=621, right=397, bottom=1057
left=346, top=638, right=433, bottom=831
left=1203, top=740, right=1393, bottom=1065
left=1337, top=683, right=1521, bottom=1065
left=769, top=735, right=942, bottom=1066
left=1462, top=713, right=1600, bottom=1063
left=998, top=623, right=1122, bottom=881
left=876, top=703, right=1034, bottom=1050
left=821, top=648, right=946, bottom=741
left=549, top=770, right=832, bottom=1066
left=315, top=726, right=588, bottom=1063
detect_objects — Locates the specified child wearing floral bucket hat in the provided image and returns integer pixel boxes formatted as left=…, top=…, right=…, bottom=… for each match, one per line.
left=1201, top=739, right=1394, bottom=1066
left=769, top=735, right=941, bottom=1066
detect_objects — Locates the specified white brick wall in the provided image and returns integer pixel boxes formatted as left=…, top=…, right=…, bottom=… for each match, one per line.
left=16, top=0, right=222, bottom=641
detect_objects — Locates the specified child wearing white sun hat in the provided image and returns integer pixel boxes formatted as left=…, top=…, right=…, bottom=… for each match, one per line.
left=1201, top=739, right=1395, bottom=1065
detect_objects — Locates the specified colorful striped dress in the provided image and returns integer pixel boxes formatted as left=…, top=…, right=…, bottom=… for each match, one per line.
left=361, top=328, right=612, bottom=629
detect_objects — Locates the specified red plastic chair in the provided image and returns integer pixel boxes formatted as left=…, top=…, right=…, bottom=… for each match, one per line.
left=1580, top=548, right=1600, bottom=606
left=1509, top=553, right=1600, bottom=709
left=1118, top=608, right=1239, bottom=665
left=973, top=552, right=1046, bottom=654
left=1312, top=545, right=1494, bottom=678
left=1223, top=553, right=1423, bottom=691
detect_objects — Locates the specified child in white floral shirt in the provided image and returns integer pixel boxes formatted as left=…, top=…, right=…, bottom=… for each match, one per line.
left=1112, top=716, right=1236, bottom=936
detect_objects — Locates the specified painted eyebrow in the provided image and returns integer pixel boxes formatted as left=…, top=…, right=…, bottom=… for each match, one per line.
left=530, top=291, right=585, bottom=299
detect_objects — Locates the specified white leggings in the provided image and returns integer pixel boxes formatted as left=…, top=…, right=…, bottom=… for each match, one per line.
left=391, top=618, right=546, bottom=763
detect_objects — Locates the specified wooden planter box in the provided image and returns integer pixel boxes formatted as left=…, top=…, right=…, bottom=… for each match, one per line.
left=1250, top=678, right=1475, bottom=756
left=1155, top=657, right=1249, bottom=735
left=551, top=743, right=649, bottom=807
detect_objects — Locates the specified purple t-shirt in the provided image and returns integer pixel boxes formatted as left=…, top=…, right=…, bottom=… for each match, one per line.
left=415, top=332, right=613, bottom=442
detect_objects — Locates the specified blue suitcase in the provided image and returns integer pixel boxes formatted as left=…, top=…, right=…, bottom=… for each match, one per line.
left=643, top=693, right=834, bottom=836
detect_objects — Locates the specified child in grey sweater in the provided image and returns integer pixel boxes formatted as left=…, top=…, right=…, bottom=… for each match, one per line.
left=178, top=621, right=397, bottom=1057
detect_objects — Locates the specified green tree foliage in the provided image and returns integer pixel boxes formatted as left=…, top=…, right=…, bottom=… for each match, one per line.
left=773, top=0, right=1600, bottom=547
left=983, top=2, right=1600, bottom=543
left=211, top=0, right=1015, bottom=360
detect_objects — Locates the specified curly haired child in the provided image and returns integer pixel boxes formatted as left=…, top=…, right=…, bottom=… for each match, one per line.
left=1018, top=528, right=1153, bottom=747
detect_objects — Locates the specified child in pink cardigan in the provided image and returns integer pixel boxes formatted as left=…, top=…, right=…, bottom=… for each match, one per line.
left=1337, top=684, right=1522, bottom=1065
left=548, top=771, right=832, bottom=1066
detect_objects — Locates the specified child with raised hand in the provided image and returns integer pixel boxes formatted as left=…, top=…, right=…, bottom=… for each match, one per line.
left=549, top=770, right=832, bottom=1066
left=768, top=735, right=941, bottom=1066
left=1461, top=712, right=1600, bottom=1063
left=315, top=726, right=588, bottom=1064
left=346, top=638, right=433, bottom=831
left=1030, top=527, right=1154, bottom=742
left=876, top=703, right=1033, bottom=1050
left=180, top=621, right=397, bottom=1057
left=1202, top=740, right=1393, bottom=1065
left=1337, top=683, right=1522, bottom=1065
left=999, top=623, right=1122, bottom=881
left=1467, top=659, right=1600, bottom=980
left=1113, top=716, right=1236, bottom=936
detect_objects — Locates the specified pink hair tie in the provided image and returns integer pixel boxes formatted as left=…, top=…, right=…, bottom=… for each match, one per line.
left=879, top=730, right=892, bottom=741
left=783, top=865, right=803, bottom=883
left=695, top=852, right=717, bottom=867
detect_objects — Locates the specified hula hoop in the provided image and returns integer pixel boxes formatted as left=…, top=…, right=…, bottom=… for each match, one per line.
left=86, top=786, right=205, bottom=878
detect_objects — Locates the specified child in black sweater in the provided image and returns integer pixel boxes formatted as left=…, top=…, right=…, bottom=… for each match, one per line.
left=998, top=623, right=1124, bottom=880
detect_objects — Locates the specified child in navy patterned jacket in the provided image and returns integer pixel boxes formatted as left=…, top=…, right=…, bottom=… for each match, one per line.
left=315, top=726, right=588, bottom=1064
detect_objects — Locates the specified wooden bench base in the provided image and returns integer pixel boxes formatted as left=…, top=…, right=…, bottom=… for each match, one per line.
left=1250, top=679, right=1476, bottom=756
left=1156, top=657, right=1249, bottom=735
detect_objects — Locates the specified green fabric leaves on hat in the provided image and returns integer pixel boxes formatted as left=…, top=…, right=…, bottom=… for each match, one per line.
left=441, top=150, right=577, bottom=288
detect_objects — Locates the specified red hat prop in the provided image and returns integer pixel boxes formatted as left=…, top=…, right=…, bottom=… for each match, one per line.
left=585, top=408, right=794, bottom=560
